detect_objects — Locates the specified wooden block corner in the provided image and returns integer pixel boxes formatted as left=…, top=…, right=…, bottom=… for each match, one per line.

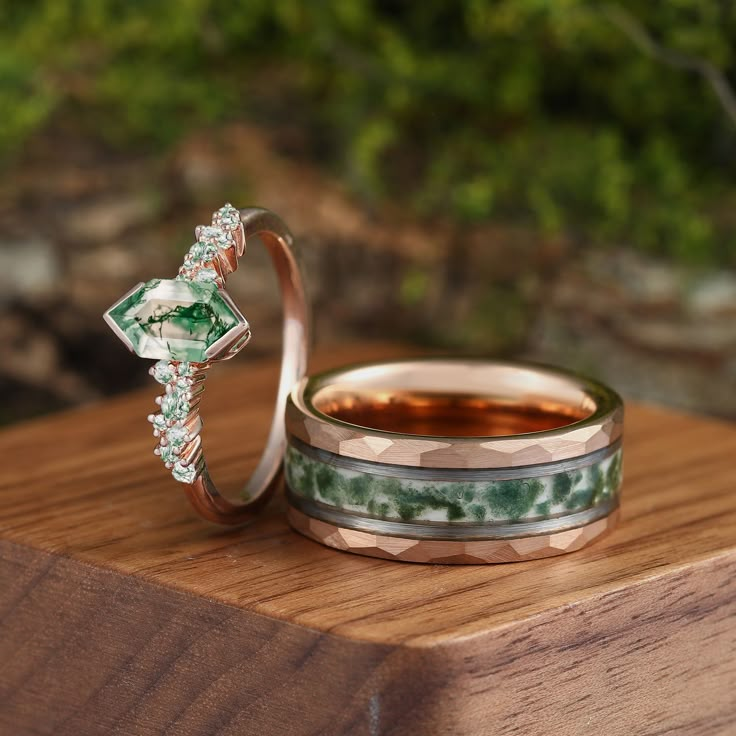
left=1, top=344, right=735, bottom=735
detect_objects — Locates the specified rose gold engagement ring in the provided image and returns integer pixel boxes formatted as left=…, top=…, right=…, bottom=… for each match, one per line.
left=104, top=205, right=309, bottom=525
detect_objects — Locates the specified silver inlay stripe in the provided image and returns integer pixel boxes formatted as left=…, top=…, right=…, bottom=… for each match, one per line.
left=286, top=489, right=618, bottom=541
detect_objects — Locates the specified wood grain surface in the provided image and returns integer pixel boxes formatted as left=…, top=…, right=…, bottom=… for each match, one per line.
left=1, top=343, right=735, bottom=736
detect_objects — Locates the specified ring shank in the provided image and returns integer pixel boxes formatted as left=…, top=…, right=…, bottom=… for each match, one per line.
left=185, top=208, right=309, bottom=524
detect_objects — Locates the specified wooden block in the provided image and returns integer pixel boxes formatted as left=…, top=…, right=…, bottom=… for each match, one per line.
left=0, top=343, right=734, bottom=736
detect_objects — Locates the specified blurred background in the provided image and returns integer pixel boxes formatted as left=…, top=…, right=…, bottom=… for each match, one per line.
left=1, top=1, right=735, bottom=426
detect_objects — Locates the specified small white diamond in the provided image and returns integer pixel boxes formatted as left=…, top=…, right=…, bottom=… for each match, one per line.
left=161, top=390, right=190, bottom=421
left=166, top=425, right=189, bottom=448
left=174, top=376, right=192, bottom=391
left=177, top=362, right=194, bottom=377
left=150, top=414, right=168, bottom=433
left=199, top=225, right=233, bottom=249
left=172, top=461, right=197, bottom=484
left=159, top=443, right=179, bottom=465
left=213, top=203, right=240, bottom=232
left=194, top=267, right=218, bottom=283
left=188, top=240, right=219, bottom=263
left=152, top=360, right=175, bottom=384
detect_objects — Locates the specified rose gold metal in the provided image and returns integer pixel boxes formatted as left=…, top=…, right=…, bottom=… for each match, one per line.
left=288, top=505, right=619, bottom=564
left=286, top=360, right=623, bottom=469
left=183, top=208, right=309, bottom=524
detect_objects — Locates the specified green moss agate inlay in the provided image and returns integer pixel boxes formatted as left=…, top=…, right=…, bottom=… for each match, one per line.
left=107, top=278, right=244, bottom=362
left=285, top=444, right=623, bottom=524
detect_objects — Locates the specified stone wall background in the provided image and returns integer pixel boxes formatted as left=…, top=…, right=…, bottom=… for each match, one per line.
left=1, top=124, right=734, bottom=426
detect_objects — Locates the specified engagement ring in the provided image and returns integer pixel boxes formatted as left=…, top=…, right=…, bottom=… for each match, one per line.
left=104, top=206, right=309, bottom=524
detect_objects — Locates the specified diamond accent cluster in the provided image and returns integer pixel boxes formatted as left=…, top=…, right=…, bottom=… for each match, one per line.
left=141, top=203, right=244, bottom=483
left=134, top=203, right=246, bottom=483
left=103, top=203, right=252, bottom=488
left=148, top=360, right=202, bottom=484
left=177, top=203, right=243, bottom=283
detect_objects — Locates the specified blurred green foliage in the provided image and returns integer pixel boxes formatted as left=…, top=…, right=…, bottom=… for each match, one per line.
left=3, top=0, right=736, bottom=264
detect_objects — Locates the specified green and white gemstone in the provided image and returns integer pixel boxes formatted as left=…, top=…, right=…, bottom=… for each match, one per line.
left=105, top=278, right=244, bottom=362
left=104, top=203, right=246, bottom=484
left=285, top=443, right=623, bottom=524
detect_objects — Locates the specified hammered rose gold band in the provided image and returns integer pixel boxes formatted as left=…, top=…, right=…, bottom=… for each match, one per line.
left=286, top=360, right=623, bottom=469
left=284, top=360, right=623, bottom=564
left=288, top=506, right=620, bottom=564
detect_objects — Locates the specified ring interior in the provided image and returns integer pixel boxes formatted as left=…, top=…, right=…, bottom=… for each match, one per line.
left=308, top=361, right=599, bottom=438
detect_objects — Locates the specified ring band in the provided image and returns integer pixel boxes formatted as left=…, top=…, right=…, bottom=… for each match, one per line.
left=286, top=506, right=620, bottom=565
left=285, top=359, right=623, bottom=563
left=104, top=205, right=309, bottom=524
left=287, top=360, right=622, bottom=468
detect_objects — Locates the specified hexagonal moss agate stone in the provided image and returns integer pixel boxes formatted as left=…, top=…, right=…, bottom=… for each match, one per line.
left=107, top=279, right=243, bottom=362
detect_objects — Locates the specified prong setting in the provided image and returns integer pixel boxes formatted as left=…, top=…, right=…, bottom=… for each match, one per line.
left=104, top=203, right=257, bottom=486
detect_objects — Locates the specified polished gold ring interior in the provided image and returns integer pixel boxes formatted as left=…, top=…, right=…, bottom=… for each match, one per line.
left=104, top=206, right=309, bottom=525
left=285, top=359, right=623, bottom=564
